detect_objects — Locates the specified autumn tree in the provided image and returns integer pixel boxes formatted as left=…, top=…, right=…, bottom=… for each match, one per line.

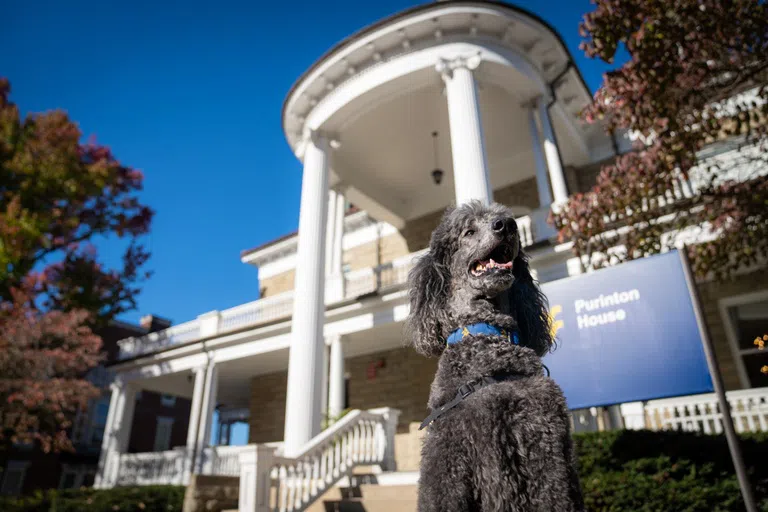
left=552, top=0, right=768, bottom=280
left=0, top=78, right=153, bottom=452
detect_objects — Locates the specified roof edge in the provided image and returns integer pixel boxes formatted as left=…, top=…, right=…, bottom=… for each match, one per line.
left=281, top=0, right=592, bottom=146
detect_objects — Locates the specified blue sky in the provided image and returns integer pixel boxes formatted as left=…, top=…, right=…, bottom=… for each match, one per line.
left=2, top=0, right=618, bottom=327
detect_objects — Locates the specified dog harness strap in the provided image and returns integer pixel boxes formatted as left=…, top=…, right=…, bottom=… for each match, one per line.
left=418, top=372, right=526, bottom=431
left=446, top=323, right=520, bottom=346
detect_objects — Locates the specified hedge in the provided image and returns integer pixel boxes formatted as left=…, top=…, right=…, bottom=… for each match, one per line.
left=0, top=485, right=185, bottom=512
left=574, top=430, right=768, bottom=512
left=1, top=430, right=767, bottom=511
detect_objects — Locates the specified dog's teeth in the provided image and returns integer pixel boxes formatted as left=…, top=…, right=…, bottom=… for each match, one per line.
left=489, top=258, right=496, bottom=267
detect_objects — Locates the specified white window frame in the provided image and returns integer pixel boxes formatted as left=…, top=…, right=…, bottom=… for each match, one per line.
left=1, top=460, right=30, bottom=496
left=718, top=289, right=768, bottom=389
left=153, top=416, right=175, bottom=452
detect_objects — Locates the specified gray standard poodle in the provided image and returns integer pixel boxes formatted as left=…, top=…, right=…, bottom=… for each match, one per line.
left=407, top=201, right=583, bottom=512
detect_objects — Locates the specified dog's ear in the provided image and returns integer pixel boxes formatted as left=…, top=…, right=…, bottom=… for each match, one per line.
left=405, top=248, right=452, bottom=357
left=508, top=244, right=554, bottom=356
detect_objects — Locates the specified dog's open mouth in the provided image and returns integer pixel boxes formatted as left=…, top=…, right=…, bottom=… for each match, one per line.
left=470, top=243, right=514, bottom=277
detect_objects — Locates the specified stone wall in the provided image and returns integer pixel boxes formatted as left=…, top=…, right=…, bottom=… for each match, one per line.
left=182, top=475, right=239, bottom=512
left=248, top=371, right=287, bottom=443
left=346, top=347, right=437, bottom=432
left=343, top=233, right=410, bottom=272
left=259, top=270, right=295, bottom=299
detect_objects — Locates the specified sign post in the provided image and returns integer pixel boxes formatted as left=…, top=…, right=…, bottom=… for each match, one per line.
left=679, top=248, right=757, bottom=512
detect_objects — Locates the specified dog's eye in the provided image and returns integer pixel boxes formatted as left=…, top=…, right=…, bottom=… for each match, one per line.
left=463, top=229, right=475, bottom=238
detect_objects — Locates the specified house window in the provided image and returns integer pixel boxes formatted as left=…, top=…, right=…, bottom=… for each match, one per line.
left=90, top=398, right=110, bottom=448
left=721, top=292, right=768, bottom=388
left=1, top=461, right=30, bottom=496
left=160, top=394, right=177, bottom=407
left=153, top=417, right=174, bottom=452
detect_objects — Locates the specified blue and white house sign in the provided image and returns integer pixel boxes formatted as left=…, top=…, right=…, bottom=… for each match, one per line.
left=541, top=250, right=714, bottom=410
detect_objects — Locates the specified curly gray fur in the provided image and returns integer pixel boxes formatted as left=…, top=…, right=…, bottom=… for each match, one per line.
left=407, top=201, right=583, bottom=512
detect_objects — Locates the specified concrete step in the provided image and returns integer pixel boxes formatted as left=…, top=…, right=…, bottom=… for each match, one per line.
left=321, top=484, right=418, bottom=512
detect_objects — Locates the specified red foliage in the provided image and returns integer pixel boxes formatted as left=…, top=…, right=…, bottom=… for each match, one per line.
left=0, top=77, right=153, bottom=451
left=552, top=0, right=768, bottom=279
left=0, top=285, right=103, bottom=452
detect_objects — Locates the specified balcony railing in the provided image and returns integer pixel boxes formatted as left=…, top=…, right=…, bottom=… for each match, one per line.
left=642, top=387, right=768, bottom=434
left=117, top=214, right=535, bottom=360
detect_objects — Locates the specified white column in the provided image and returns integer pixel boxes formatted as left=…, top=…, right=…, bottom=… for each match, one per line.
left=327, top=335, right=346, bottom=422
left=437, top=54, right=493, bottom=206
left=332, top=190, right=345, bottom=277
left=97, top=381, right=136, bottom=487
left=283, top=131, right=330, bottom=457
left=320, top=344, right=329, bottom=427
left=238, top=445, right=276, bottom=512
left=537, top=99, right=569, bottom=204
left=185, top=366, right=207, bottom=479
left=94, top=383, right=123, bottom=488
left=527, top=104, right=554, bottom=208
left=195, top=362, right=218, bottom=473
left=324, top=188, right=346, bottom=303
left=324, top=190, right=338, bottom=278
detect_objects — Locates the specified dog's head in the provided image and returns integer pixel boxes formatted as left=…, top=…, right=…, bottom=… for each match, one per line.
left=406, top=201, right=553, bottom=357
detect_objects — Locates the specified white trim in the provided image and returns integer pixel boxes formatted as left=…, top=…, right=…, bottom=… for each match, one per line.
left=284, top=3, right=591, bottom=148
left=718, top=289, right=768, bottom=389
left=252, top=216, right=400, bottom=280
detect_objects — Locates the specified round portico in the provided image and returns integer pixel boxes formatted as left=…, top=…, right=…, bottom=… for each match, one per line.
left=281, top=0, right=614, bottom=456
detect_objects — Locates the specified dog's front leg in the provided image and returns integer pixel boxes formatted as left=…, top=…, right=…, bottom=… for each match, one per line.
left=418, top=430, right=479, bottom=512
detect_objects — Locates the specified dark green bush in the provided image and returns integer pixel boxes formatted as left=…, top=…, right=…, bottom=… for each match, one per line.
left=574, top=430, right=768, bottom=512
left=0, top=485, right=184, bottom=512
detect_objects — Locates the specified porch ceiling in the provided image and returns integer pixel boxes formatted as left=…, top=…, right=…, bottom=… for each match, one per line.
left=328, top=72, right=589, bottom=222
left=215, top=348, right=290, bottom=409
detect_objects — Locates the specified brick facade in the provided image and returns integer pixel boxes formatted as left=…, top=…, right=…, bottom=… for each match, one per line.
left=259, top=270, right=295, bottom=298
left=128, top=392, right=192, bottom=453
left=343, top=233, right=411, bottom=272
left=346, top=347, right=437, bottom=432
left=248, top=371, right=288, bottom=443
left=258, top=177, right=548, bottom=297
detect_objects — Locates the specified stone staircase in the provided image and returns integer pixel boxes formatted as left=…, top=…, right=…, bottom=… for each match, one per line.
left=220, top=472, right=418, bottom=512
left=306, top=471, right=418, bottom=512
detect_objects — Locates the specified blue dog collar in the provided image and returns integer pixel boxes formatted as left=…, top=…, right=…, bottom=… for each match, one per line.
left=446, top=323, right=520, bottom=346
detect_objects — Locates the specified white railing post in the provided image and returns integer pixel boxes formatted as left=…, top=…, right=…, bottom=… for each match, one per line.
left=368, top=407, right=400, bottom=471
left=238, top=445, right=276, bottom=512
left=197, top=311, right=221, bottom=338
left=619, top=402, right=646, bottom=430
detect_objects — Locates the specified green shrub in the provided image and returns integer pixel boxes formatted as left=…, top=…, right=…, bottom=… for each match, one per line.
left=0, top=485, right=184, bottom=512
left=574, top=430, right=768, bottom=512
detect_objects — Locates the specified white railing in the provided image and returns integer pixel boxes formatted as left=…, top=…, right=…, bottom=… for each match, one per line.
left=238, top=408, right=400, bottom=512
left=219, top=291, right=295, bottom=332
left=517, top=214, right=534, bottom=247
left=117, top=448, right=187, bottom=486
left=199, top=445, right=254, bottom=477
left=624, top=387, right=768, bottom=434
left=117, top=320, right=200, bottom=359
left=117, top=214, right=535, bottom=360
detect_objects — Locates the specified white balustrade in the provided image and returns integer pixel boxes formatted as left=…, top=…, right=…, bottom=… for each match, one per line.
left=239, top=408, right=399, bottom=512
left=116, top=216, right=535, bottom=361
left=117, top=448, right=188, bottom=486
left=640, top=387, right=768, bottom=434
left=219, top=291, right=295, bottom=332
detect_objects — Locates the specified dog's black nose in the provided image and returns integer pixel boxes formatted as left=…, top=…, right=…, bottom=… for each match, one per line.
left=492, top=218, right=506, bottom=233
